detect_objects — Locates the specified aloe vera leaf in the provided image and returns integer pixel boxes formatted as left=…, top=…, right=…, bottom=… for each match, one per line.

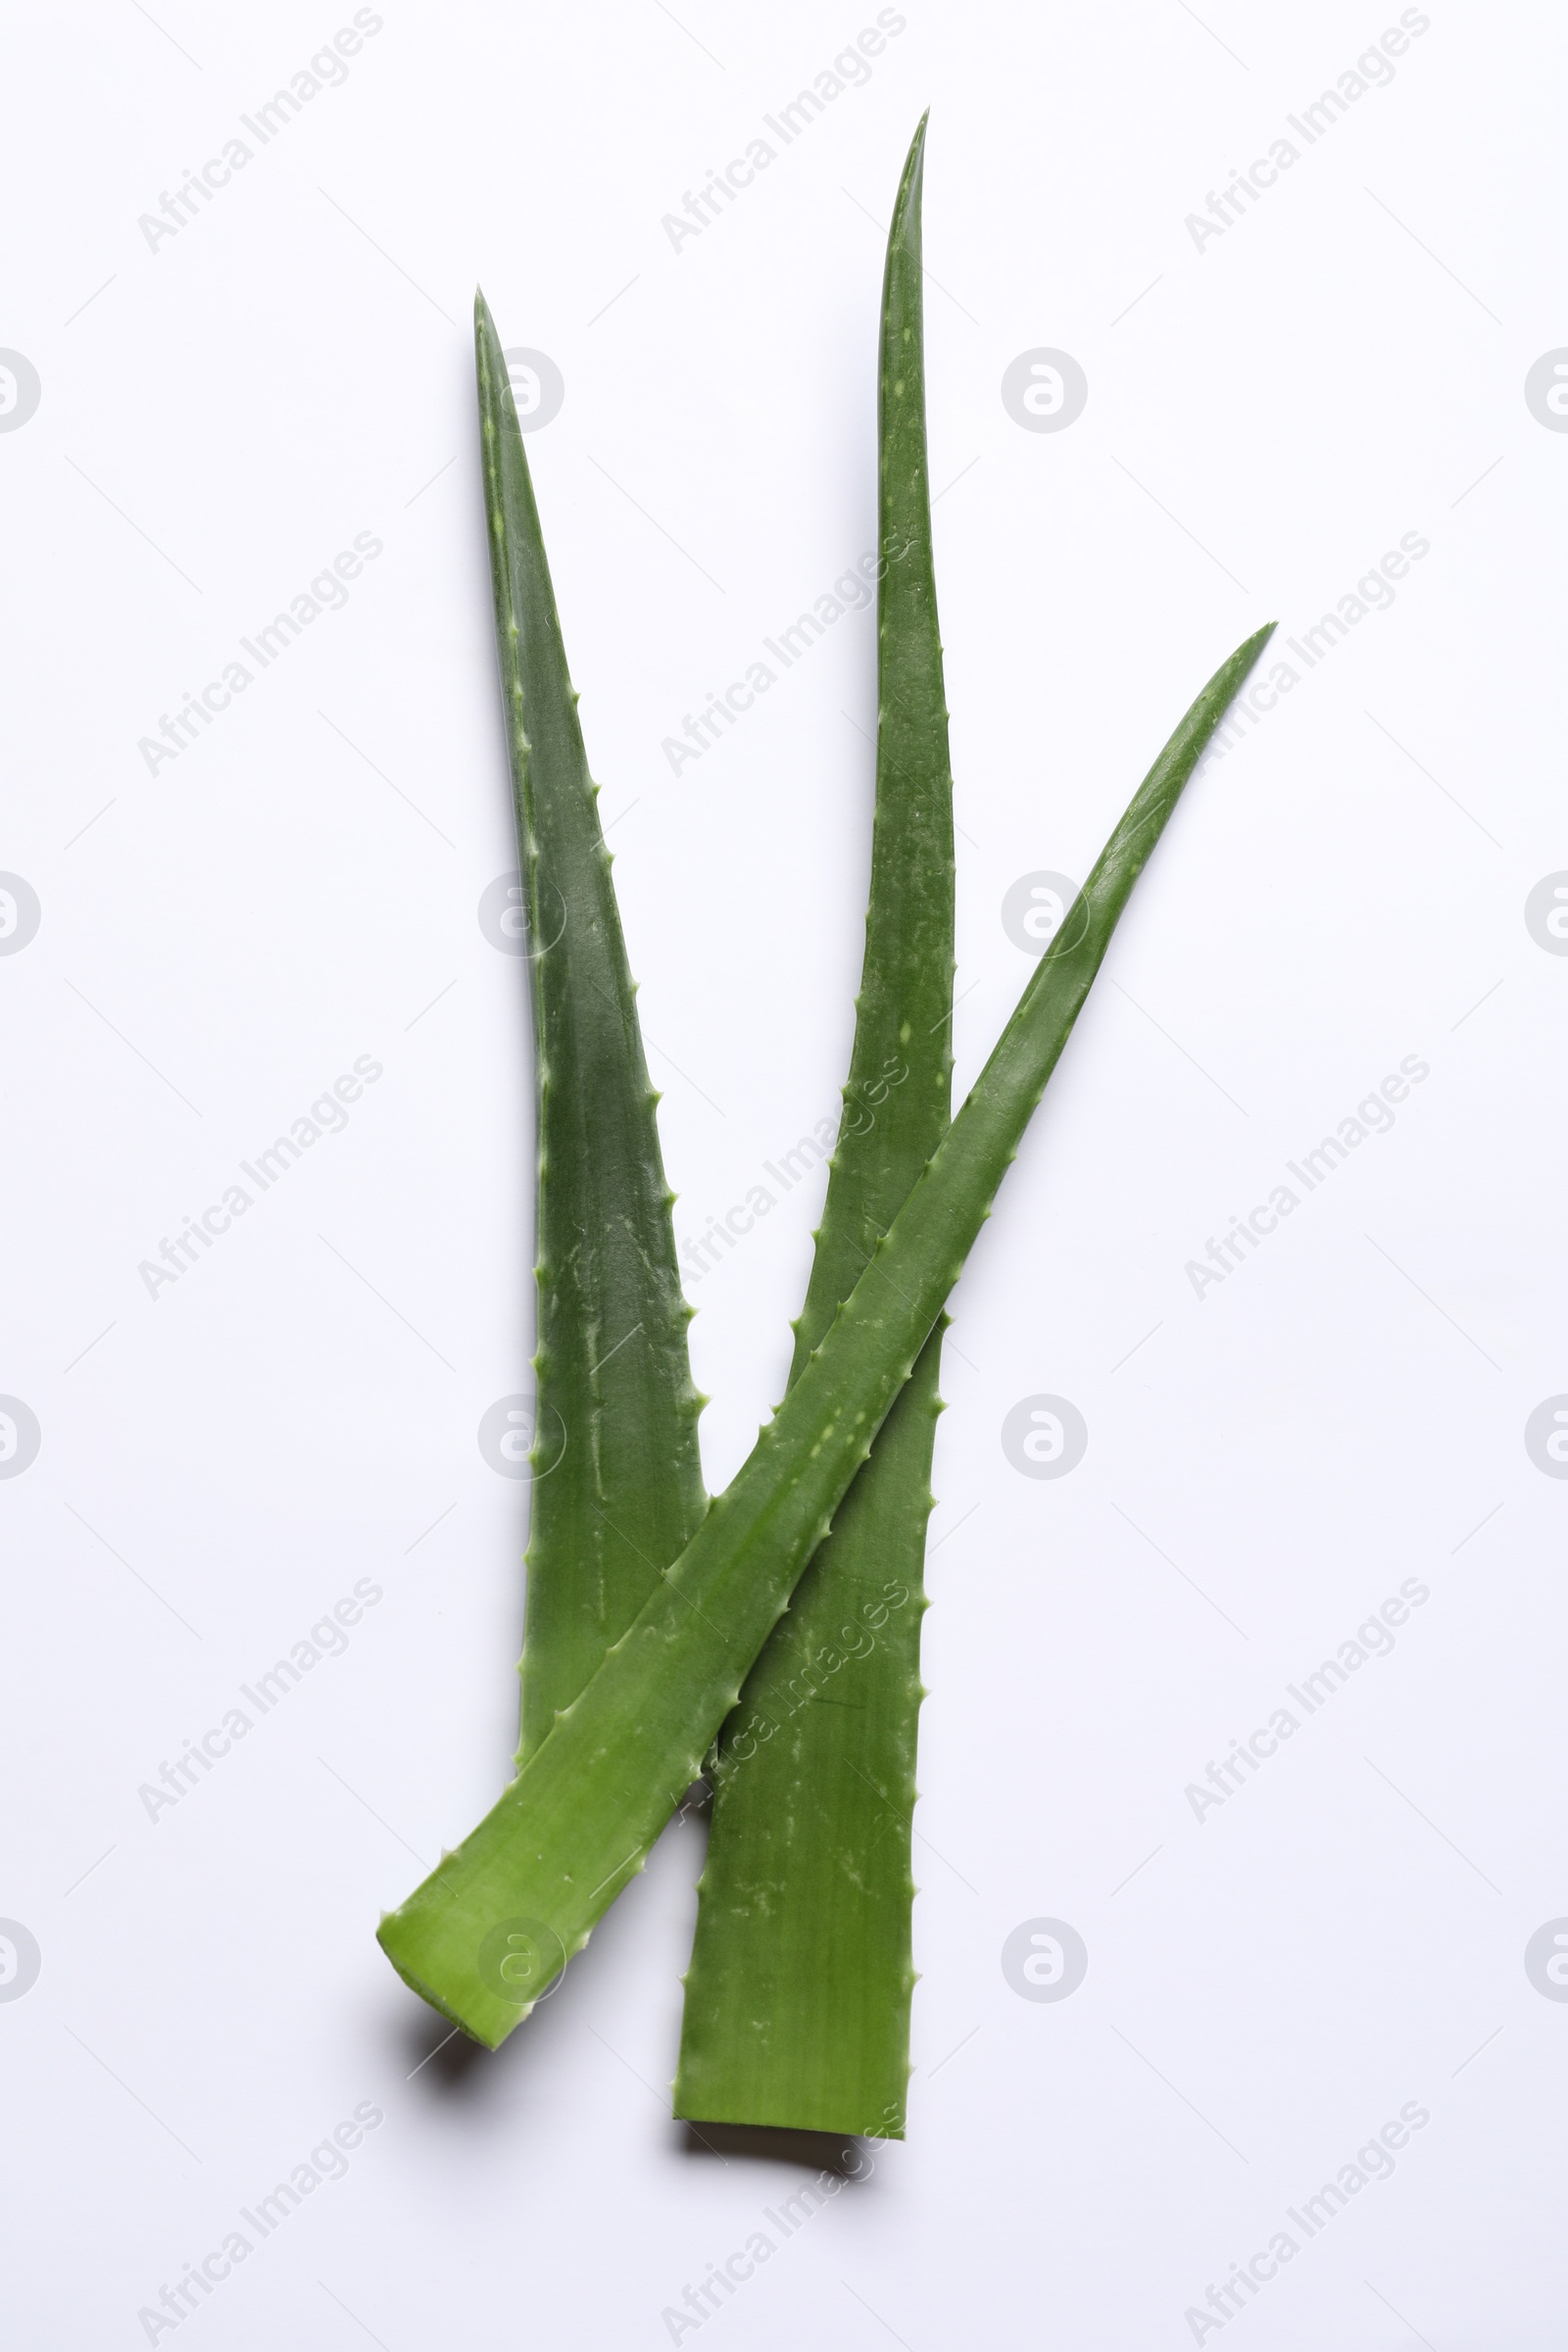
left=376, top=622, right=1275, bottom=2047
left=475, top=290, right=707, bottom=1767
left=673, top=117, right=951, bottom=2139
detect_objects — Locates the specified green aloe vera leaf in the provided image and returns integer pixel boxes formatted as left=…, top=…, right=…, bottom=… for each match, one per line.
left=376, top=621, right=1274, bottom=2048
left=674, top=116, right=952, bottom=2140
left=475, top=290, right=707, bottom=1766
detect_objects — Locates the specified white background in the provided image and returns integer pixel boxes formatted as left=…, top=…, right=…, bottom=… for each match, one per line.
left=3, top=1, right=1565, bottom=2344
